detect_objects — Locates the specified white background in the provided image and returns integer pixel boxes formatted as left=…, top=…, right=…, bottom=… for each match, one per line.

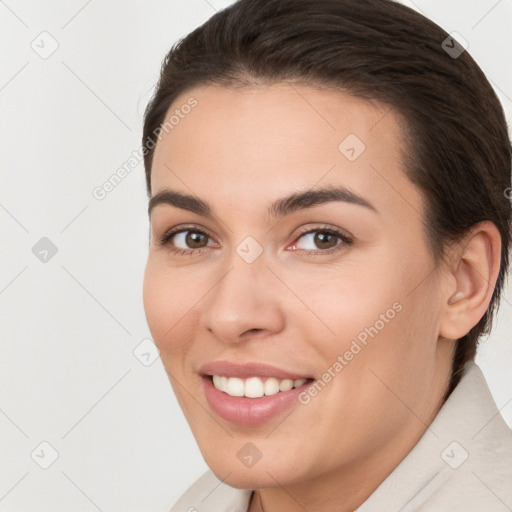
left=1, top=0, right=511, bottom=510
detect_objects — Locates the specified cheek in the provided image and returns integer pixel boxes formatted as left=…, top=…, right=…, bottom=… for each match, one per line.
left=142, top=260, right=197, bottom=356
left=286, top=261, right=402, bottom=355
left=142, top=261, right=167, bottom=341
left=295, top=248, right=436, bottom=370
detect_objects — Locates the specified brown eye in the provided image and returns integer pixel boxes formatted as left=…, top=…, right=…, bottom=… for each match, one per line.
left=158, top=227, right=216, bottom=254
left=293, top=227, right=352, bottom=253
left=182, top=231, right=208, bottom=248
left=313, top=231, right=338, bottom=249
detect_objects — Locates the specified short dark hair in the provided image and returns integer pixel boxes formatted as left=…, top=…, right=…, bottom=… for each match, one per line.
left=142, top=0, right=512, bottom=396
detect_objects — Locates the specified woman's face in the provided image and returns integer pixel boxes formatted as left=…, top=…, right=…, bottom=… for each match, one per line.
left=143, top=83, right=455, bottom=491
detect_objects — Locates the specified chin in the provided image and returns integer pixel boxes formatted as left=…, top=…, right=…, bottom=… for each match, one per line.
left=211, top=465, right=285, bottom=490
left=204, top=450, right=309, bottom=490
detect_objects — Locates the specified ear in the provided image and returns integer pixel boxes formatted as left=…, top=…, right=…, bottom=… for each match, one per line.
left=439, top=221, right=502, bottom=340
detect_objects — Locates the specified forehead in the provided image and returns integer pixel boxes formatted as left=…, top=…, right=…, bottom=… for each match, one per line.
left=150, top=83, right=424, bottom=223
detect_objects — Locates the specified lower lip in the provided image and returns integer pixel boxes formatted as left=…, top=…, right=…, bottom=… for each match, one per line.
left=202, top=376, right=312, bottom=426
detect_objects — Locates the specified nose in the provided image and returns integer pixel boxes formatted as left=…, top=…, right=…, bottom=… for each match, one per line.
left=200, top=254, right=286, bottom=344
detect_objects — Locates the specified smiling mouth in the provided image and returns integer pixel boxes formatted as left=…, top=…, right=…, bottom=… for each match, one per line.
left=208, top=374, right=315, bottom=398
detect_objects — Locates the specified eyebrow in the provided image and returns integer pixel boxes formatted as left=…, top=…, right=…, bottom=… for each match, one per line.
left=147, top=184, right=378, bottom=221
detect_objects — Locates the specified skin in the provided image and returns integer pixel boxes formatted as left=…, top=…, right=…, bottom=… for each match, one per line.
left=143, top=83, right=501, bottom=512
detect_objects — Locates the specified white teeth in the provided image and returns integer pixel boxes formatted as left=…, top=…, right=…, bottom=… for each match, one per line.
left=227, top=377, right=245, bottom=397
left=245, top=377, right=264, bottom=398
left=279, top=379, right=294, bottom=391
left=264, top=377, right=280, bottom=396
left=212, top=375, right=228, bottom=393
left=212, top=375, right=310, bottom=397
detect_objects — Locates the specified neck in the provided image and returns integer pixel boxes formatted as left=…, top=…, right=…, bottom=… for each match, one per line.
left=248, top=340, right=456, bottom=512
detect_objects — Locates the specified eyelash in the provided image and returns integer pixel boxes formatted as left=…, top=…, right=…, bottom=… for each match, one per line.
left=156, top=224, right=354, bottom=256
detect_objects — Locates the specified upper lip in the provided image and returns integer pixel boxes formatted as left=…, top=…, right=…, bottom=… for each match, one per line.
left=199, top=360, right=313, bottom=380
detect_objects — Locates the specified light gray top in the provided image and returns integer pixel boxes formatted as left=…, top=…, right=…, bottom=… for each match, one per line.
left=170, top=361, right=512, bottom=511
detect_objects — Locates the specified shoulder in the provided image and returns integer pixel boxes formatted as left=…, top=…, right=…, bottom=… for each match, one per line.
left=358, top=360, right=512, bottom=511
left=427, top=361, right=512, bottom=510
left=169, top=469, right=253, bottom=512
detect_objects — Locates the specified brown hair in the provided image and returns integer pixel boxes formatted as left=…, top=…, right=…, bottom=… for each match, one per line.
left=142, top=0, right=512, bottom=396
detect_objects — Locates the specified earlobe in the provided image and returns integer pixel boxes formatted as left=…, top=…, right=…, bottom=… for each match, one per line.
left=439, top=221, right=501, bottom=340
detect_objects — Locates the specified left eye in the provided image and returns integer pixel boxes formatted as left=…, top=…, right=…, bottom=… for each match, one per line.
left=292, top=228, right=351, bottom=252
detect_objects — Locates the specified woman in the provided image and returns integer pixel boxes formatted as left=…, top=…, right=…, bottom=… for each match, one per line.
left=141, top=0, right=512, bottom=510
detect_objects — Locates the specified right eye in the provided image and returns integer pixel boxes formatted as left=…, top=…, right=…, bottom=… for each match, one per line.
left=157, top=226, right=218, bottom=255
